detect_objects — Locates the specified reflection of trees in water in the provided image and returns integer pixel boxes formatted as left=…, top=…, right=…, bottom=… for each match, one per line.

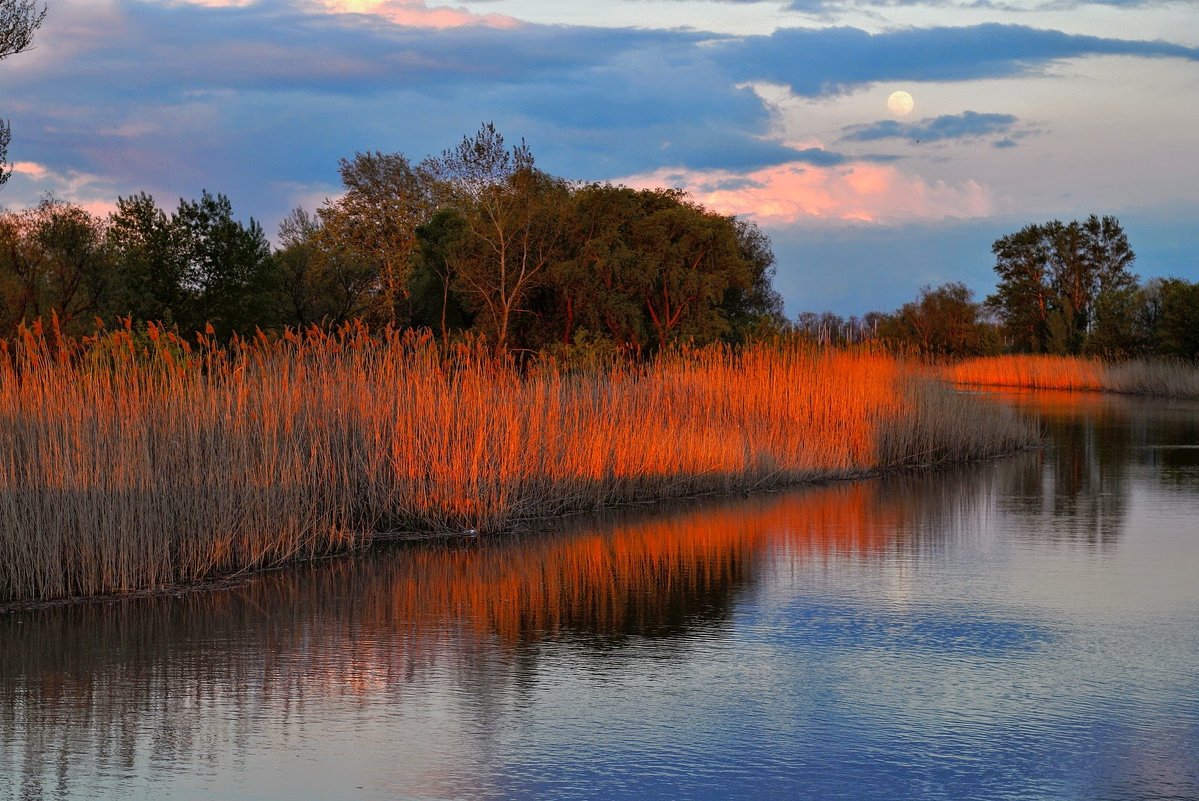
left=0, top=469, right=998, bottom=797
left=984, top=391, right=1199, bottom=549
left=1128, top=399, right=1199, bottom=489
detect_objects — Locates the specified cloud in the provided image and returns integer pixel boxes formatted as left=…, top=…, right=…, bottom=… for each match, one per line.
left=0, top=161, right=120, bottom=217
left=10, top=162, right=50, bottom=179
left=782, top=0, right=1178, bottom=9
left=314, top=0, right=519, bottom=29
left=169, top=0, right=257, bottom=7
left=3, top=1, right=1195, bottom=252
left=714, top=24, right=1199, bottom=96
left=842, top=111, right=1019, bottom=143
left=620, top=160, right=997, bottom=224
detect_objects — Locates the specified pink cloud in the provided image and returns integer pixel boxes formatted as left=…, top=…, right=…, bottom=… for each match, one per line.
left=1, top=161, right=119, bottom=218
left=621, top=161, right=997, bottom=225
left=318, top=0, right=519, bottom=29
left=169, top=0, right=256, bottom=6
left=11, top=162, right=50, bottom=179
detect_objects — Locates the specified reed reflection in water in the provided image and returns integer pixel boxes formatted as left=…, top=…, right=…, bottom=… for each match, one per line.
left=1, top=472, right=983, bottom=800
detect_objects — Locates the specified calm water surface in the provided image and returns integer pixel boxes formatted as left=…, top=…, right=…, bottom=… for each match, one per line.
left=2, top=391, right=1198, bottom=800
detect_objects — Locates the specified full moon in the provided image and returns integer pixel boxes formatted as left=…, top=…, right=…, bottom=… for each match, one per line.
left=886, top=90, right=915, bottom=117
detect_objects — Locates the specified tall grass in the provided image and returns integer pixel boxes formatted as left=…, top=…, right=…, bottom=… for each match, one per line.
left=0, top=322, right=1036, bottom=603
left=946, top=355, right=1199, bottom=398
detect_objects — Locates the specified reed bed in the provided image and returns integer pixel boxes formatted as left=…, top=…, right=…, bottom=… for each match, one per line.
left=0, top=323, right=1036, bottom=603
left=945, top=355, right=1199, bottom=398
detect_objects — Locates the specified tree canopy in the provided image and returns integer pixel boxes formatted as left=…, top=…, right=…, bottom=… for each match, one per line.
left=268, top=124, right=783, bottom=353
left=0, top=124, right=784, bottom=348
left=988, top=215, right=1137, bottom=354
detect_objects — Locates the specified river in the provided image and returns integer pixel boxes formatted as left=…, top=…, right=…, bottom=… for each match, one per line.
left=2, top=391, right=1198, bottom=800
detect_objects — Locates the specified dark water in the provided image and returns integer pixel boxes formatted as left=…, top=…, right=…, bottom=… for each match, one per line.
left=2, top=391, right=1198, bottom=801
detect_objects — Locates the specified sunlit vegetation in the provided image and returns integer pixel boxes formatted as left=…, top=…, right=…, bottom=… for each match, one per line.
left=799, top=216, right=1199, bottom=362
left=946, top=355, right=1199, bottom=398
left=0, top=322, right=1035, bottom=602
left=0, top=125, right=784, bottom=352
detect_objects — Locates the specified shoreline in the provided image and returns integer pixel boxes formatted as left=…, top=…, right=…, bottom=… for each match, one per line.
left=0, top=443, right=1039, bottom=614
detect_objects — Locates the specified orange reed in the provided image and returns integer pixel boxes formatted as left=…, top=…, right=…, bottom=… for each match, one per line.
left=0, top=323, right=1036, bottom=602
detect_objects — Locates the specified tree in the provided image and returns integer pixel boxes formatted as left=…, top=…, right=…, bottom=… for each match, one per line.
left=173, top=190, right=274, bottom=335
left=720, top=217, right=786, bottom=343
left=988, top=215, right=1137, bottom=354
left=0, top=0, right=42, bottom=57
left=410, top=207, right=471, bottom=340
left=629, top=200, right=750, bottom=348
left=550, top=184, right=675, bottom=349
left=1155, top=278, right=1199, bottom=359
left=434, top=123, right=569, bottom=352
left=988, top=223, right=1054, bottom=352
left=317, top=151, right=433, bottom=325
left=546, top=184, right=780, bottom=351
left=106, top=192, right=186, bottom=325
left=272, top=208, right=324, bottom=327
left=1, top=0, right=46, bottom=188
left=105, top=191, right=273, bottom=336
left=0, top=199, right=111, bottom=336
left=879, top=282, right=991, bottom=356
left=272, top=207, right=388, bottom=328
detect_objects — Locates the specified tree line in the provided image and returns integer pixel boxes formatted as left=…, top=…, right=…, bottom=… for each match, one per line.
left=796, top=215, right=1199, bottom=360
left=0, top=124, right=784, bottom=352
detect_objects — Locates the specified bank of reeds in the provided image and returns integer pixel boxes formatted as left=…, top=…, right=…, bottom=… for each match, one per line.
left=945, top=355, right=1199, bottom=398
left=0, top=322, right=1037, bottom=603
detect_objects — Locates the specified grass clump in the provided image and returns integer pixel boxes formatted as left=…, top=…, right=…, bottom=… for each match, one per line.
left=0, top=322, right=1036, bottom=603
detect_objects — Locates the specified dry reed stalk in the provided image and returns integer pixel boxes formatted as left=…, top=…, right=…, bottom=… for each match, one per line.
left=945, top=355, right=1199, bottom=398
left=0, top=325, right=1036, bottom=603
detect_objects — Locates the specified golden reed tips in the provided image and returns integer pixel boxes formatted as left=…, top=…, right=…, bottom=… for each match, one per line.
left=0, top=324, right=1036, bottom=602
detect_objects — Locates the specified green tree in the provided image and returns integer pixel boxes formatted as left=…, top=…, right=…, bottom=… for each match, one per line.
left=106, top=192, right=187, bottom=325
left=0, top=199, right=112, bottom=335
left=106, top=191, right=273, bottom=336
left=317, top=151, right=433, bottom=325
left=272, top=207, right=390, bottom=328
left=0, top=203, right=49, bottom=332
left=271, top=208, right=325, bottom=327
left=547, top=184, right=775, bottom=351
left=409, top=207, right=471, bottom=340
left=434, top=123, right=569, bottom=352
left=629, top=199, right=749, bottom=348
left=988, top=224, right=1052, bottom=352
left=1086, top=284, right=1141, bottom=358
left=988, top=215, right=1136, bottom=354
left=720, top=217, right=785, bottom=343
left=551, top=184, right=677, bottom=349
left=880, top=282, right=989, bottom=356
left=1155, top=278, right=1199, bottom=359
left=173, top=190, right=274, bottom=335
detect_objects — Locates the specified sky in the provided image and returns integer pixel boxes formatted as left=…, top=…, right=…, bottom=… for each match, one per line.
left=1, top=0, right=1197, bottom=315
